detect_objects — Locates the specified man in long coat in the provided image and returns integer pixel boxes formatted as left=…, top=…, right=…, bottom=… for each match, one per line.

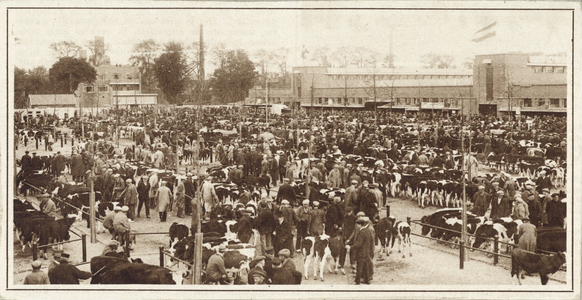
left=307, top=201, right=325, bottom=236
left=472, top=185, right=490, bottom=217
left=156, top=181, right=172, bottom=222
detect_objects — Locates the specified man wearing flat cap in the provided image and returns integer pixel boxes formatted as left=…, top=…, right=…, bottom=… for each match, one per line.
left=48, top=253, right=92, bottom=284
left=248, top=256, right=268, bottom=284
left=24, top=260, right=49, bottom=284
left=206, top=245, right=232, bottom=285
left=308, top=201, right=325, bottom=236
left=472, top=185, right=490, bottom=217
left=113, top=206, right=132, bottom=249
left=295, top=200, right=312, bottom=252
left=278, top=249, right=296, bottom=272
left=490, top=190, right=511, bottom=220
left=535, top=170, right=552, bottom=194
left=121, top=178, right=138, bottom=221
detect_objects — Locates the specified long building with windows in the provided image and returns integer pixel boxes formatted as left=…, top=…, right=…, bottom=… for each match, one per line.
left=246, top=53, right=567, bottom=116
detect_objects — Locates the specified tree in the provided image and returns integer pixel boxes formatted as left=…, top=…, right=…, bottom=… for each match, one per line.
left=130, top=39, right=161, bottom=94
left=27, top=66, right=51, bottom=94
left=153, top=42, right=188, bottom=104
left=311, top=46, right=332, bottom=67
left=50, top=41, right=82, bottom=58
left=351, top=46, right=381, bottom=68
left=14, top=67, right=28, bottom=109
left=253, top=49, right=277, bottom=87
left=49, top=57, right=97, bottom=94
left=86, top=39, right=110, bottom=66
left=421, top=53, right=455, bottom=69
left=210, top=49, right=257, bottom=104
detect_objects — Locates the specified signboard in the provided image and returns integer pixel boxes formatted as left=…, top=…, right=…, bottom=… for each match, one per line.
left=421, top=102, right=445, bottom=109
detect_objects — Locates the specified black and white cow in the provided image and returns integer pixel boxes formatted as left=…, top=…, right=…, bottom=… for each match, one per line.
left=394, top=219, right=412, bottom=258
left=301, top=234, right=344, bottom=281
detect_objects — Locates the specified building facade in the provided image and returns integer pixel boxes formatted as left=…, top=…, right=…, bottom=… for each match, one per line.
left=246, top=53, right=567, bottom=116
left=474, top=53, right=567, bottom=115
left=78, top=65, right=158, bottom=109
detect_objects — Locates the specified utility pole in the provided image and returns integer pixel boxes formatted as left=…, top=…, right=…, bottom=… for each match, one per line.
left=193, top=23, right=204, bottom=285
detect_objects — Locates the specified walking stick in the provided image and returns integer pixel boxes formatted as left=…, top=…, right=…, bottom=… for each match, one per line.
left=345, top=247, right=351, bottom=285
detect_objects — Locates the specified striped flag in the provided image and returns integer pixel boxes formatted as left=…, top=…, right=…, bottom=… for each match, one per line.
left=472, top=22, right=496, bottom=43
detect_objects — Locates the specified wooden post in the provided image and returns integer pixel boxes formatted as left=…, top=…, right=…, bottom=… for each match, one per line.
left=82, top=234, right=87, bottom=262
left=125, top=231, right=130, bottom=258
left=493, top=235, right=499, bottom=265
left=32, top=241, right=38, bottom=261
left=159, top=246, right=165, bottom=267
left=89, top=168, right=96, bottom=243
left=459, top=241, right=465, bottom=269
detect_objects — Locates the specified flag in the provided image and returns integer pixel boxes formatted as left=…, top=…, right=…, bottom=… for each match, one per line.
left=301, top=45, right=309, bottom=60
left=472, top=22, right=496, bottom=43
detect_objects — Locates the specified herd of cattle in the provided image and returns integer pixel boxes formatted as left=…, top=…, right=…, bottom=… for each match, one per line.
left=13, top=146, right=568, bottom=285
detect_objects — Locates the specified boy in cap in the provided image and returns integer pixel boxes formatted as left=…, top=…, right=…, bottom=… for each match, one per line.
left=24, top=260, right=50, bottom=284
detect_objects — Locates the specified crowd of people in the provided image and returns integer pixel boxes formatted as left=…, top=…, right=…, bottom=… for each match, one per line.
left=17, top=106, right=567, bottom=285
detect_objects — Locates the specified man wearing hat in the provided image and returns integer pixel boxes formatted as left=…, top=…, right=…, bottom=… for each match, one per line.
left=275, top=178, right=297, bottom=206
left=546, top=192, right=565, bottom=228
left=121, top=178, right=138, bottom=221
left=526, top=188, right=543, bottom=227
left=472, top=185, right=490, bottom=217
left=248, top=256, right=269, bottom=284
left=328, top=164, right=342, bottom=189
left=24, top=260, right=50, bottom=284
left=206, top=245, right=233, bottom=285
left=102, top=240, right=120, bottom=257
left=21, top=150, right=32, bottom=173
left=112, top=173, right=126, bottom=204
left=511, top=194, right=529, bottom=221
left=201, top=176, right=219, bottom=218
left=270, top=257, right=295, bottom=284
left=39, top=194, right=58, bottom=217
left=257, top=201, right=276, bottom=256
left=358, top=181, right=379, bottom=223
left=517, top=217, right=537, bottom=252
left=30, top=152, right=43, bottom=172
left=535, top=170, right=552, bottom=194
left=53, top=151, right=66, bottom=176
left=113, top=206, right=132, bottom=249
left=103, top=205, right=121, bottom=239
left=274, top=212, right=294, bottom=257
left=48, top=252, right=92, bottom=284
left=295, top=199, right=312, bottom=252
left=345, top=179, right=359, bottom=213
left=174, top=176, right=186, bottom=218
left=307, top=201, right=325, bottom=236
left=137, top=175, right=150, bottom=218
left=490, top=190, right=511, bottom=220
left=156, top=180, right=173, bottom=222
left=325, top=196, right=343, bottom=238
left=346, top=217, right=374, bottom=285
left=184, top=173, right=196, bottom=216
left=278, top=249, right=296, bottom=272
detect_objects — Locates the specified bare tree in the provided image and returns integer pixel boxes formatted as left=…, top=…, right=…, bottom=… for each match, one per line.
left=421, top=52, right=455, bottom=69
left=311, top=46, right=332, bottom=67
left=50, top=41, right=82, bottom=58
left=130, top=39, right=160, bottom=93
left=86, top=40, right=110, bottom=66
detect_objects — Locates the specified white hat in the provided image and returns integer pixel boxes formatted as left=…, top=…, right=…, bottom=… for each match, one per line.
left=121, top=206, right=129, bottom=212
left=302, top=199, right=310, bottom=205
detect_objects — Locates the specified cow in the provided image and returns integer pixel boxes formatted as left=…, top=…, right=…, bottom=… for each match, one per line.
left=169, top=222, right=189, bottom=249
left=472, top=218, right=522, bottom=254
left=511, top=249, right=566, bottom=285
left=301, top=234, right=343, bottom=281
left=100, top=262, right=178, bottom=284
left=90, top=255, right=136, bottom=284
left=375, top=216, right=395, bottom=255
left=394, top=219, right=412, bottom=258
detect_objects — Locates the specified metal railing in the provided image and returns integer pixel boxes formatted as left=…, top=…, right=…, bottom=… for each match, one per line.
left=31, top=234, right=88, bottom=262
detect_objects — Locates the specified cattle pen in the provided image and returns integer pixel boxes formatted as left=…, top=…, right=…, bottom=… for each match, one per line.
left=409, top=218, right=567, bottom=284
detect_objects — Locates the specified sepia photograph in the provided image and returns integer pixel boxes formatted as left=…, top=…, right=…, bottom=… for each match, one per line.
left=2, top=1, right=580, bottom=299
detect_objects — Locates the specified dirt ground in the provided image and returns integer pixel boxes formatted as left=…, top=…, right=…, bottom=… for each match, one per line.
left=11, top=136, right=569, bottom=287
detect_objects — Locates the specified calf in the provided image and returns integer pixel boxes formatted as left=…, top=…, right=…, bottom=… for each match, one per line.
left=169, top=222, right=189, bottom=249
left=511, top=249, right=566, bottom=285
left=375, top=216, right=395, bottom=255
left=394, top=219, right=412, bottom=258
left=301, top=234, right=340, bottom=281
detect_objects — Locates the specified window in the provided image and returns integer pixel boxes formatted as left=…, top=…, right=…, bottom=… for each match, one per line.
left=538, top=99, right=545, bottom=107
left=358, top=98, right=363, bottom=104
left=543, top=67, right=554, bottom=73
left=533, top=67, right=542, bottom=73
left=357, top=75, right=362, bottom=79
left=85, top=85, right=94, bottom=93
left=98, top=85, right=108, bottom=92
left=423, top=98, right=429, bottom=103
left=523, top=98, right=532, bottom=107
left=550, top=98, right=560, bottom=107
left=337, top=97, right=342, bottom=104
left=127, top=73, right=133, bottom=79
left=113, top=74, right=119, bottom=79
left=406, top=98, right=411, bottom=105
left=555, top=67, right=565, bottom=73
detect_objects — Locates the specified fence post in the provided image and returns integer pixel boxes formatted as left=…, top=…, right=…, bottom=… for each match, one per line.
left=125, top=231, right=130, bottom=258
left=82, top=234, right=87, bottom=262
left=159, top=246, right=165, bottom=267
left=32, top=241, right=38, bottom=261
left=459, top=241, right=465, bottom=270
left=493, top=235, right=499, bottom=266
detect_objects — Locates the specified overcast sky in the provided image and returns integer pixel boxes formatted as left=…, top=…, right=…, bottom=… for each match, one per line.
left=9, top=6, right=573, bottom=72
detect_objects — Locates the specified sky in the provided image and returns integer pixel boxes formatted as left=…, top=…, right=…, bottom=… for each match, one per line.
left=9, top=5, right=573, bottom=73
